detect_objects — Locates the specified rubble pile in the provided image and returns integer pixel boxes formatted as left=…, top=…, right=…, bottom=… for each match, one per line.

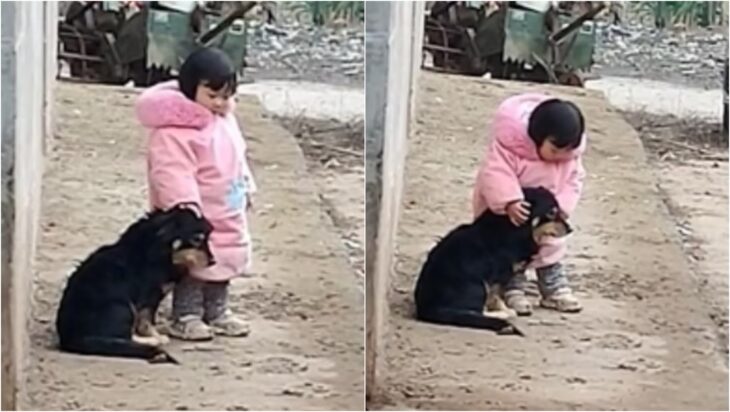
left=594, top=21, right=727, bottom=89
left=239, top=4, right=727, bottom=90
left=244, top=19, right=364, bottom=87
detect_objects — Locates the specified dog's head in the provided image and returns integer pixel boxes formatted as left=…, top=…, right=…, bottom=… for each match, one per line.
left=146, top=204, right=215, bottom=275
left=523, top=187, right=573, bottom=243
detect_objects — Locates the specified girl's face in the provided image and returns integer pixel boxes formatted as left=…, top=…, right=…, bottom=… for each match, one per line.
left=195, top=83, right=232, bottom=116
left=538, top=138, right=573, bottom=162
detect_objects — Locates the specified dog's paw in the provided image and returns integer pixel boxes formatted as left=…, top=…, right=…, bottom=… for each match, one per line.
left=484, top=309, right=517, bottom=320
left=156, top=333, right=170, bottom=346
left=497, top=324, right=525, bottom=336
left=133, top=334, right=163, bottom=347
left=149, top=350, right=179, bottom=364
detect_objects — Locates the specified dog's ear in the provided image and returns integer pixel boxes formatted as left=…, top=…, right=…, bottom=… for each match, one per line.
left=149, top=209, right=179, bottom=239
left=155, top=219, right=176, bottom=240
left=149, top=209, right=173, bottom=226
left=174, top=202, right=203, bottom=218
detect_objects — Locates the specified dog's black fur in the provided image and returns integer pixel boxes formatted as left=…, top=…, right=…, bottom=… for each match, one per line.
left=56, top=204, right=214, bottom=363
left=414, top=187, right=572, bottom=335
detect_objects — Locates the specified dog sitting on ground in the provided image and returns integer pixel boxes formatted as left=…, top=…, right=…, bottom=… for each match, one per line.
left=414, top=187, right=572, bottom=336
left=56, top=204, right=214, bottom=363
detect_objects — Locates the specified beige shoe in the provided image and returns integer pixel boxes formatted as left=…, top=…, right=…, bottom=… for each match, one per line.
left=207, top=309, right=251, bottom=337
left=504, top=290, right=533, bottom=316
left=540, top=288, right=583, bottom=313
left=166, top=315, right=214, bottom=341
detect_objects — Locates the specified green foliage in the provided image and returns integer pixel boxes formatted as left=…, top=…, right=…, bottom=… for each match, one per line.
left=289, top=1, right=364, bottom=26
left=632, top=1, right=725, bottom=29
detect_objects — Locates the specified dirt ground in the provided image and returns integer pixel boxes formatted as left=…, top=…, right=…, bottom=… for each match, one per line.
left=24, top=83, right=364, bottom=410
left=369, top=71, right=728, bottom=410
left=276, top=116, right=364, bottom=282
left=623, top=112, right=728, bottom=356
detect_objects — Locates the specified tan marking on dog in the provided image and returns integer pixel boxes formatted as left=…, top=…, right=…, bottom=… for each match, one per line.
left=161, top=282, right=175, bottom=295
left=533, top=221, right=570, bottom=242
left=172, top=249, right=210, bottom=270
left=483, top=308, right=517, bottom=320
left=513, top=261, right=528, bottom=273
left=154, top=333, right=170, bottom=346
left=134, top=307, right=170, bottom=345
left=129, top=302, right=139, bottom=336
left=132, top=334, right=164, bottom=347
left=484, top=283, right=515, bottom=319
left=149, top=351, right=174, bottom=364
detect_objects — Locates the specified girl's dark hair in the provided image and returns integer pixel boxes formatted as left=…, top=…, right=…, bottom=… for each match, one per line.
left=527, top=99, right=585, bottom=149
left=178, top=47, right=237, bottom=100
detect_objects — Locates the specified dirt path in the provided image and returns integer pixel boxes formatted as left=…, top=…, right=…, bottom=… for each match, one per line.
left=624, top=112, right=729, bottom=359
left=370, top=72, right=728, bottom=410
left=24, top=83, right=363, bottom=410
left=278, top=117, right=365, bottom=281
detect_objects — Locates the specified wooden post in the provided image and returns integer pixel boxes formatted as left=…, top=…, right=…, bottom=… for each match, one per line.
left=365, top=1, right=424, bottom=400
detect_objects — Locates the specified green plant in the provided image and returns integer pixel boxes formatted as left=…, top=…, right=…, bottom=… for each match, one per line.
left=289, top=1, right=364, bottom=26
left=632, top=1, right=725, bottom=29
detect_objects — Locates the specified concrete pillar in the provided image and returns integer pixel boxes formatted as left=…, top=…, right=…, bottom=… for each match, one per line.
left=1, top=2, right=57, bottom=409
left=1, top=4, right=20, bottom=406
left=365, top=0, right=424, bottom=400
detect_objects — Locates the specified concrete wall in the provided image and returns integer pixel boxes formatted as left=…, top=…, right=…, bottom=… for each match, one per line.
left=1, top=2, right=57, bottom=410
left=365, top=0, right=424, bottom=400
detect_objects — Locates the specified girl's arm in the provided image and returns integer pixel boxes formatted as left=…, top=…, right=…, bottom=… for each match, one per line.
left=148, top=131, right=202, bottom=208
left=242, top=144, right=257, bottom=195
left=478, top=140, right=523, bottom=214
left=231, top=114, right=257, bottom=196
left=555, top=157, right=585, bottom=217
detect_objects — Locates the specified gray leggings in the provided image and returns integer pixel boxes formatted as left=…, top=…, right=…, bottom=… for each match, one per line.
left=505, top=262, right=569, bottom=297
left=172, top=276, right=229, bottom=322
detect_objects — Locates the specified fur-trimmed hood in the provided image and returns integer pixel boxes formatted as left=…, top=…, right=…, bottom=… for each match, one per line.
left=135, top=80, right=217, bottom=130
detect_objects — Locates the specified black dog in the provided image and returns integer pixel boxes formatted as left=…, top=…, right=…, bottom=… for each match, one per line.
left=56, top=204, right=214, bottom=363
left=414, top=187, right=572, bottom=335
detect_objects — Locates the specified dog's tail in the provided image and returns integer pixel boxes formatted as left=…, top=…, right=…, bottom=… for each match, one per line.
left=417, top=307, right=525, bottom=336
left=60, top=337, right=178, bottom=364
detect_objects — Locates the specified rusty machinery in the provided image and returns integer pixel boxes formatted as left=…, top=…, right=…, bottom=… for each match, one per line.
left=57, top=1, right=260, bottom=86
left=423, top=1, right=606, bottom=87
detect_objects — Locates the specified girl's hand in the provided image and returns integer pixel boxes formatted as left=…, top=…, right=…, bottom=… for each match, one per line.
left=506, top=200, right=531, bottom=226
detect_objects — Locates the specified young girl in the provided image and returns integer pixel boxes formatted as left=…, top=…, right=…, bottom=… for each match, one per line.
left=473, top=94, right=586, bottom=315
left=135, top=47, right=256, bottom=340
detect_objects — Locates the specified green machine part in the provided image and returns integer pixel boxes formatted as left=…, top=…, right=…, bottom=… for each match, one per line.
left=502, top=7, right=596, bottom=71
left=145, top=8, right=196, bottom=70
left=558, top=15, right=596, bottom=70
left=146, top=8, right=248, bottom=73
left=202, top=14, right=248, bottom=72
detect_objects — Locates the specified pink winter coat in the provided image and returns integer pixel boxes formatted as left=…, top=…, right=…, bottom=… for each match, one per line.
left=472, top=93, right=586, bottom=268
left=136, top=81, right=257, bottom=281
